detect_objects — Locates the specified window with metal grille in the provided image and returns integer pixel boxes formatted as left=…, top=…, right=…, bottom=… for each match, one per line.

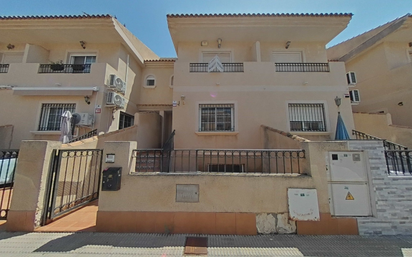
left=199, top=104, right=234, bottom=132
left=38, top=103, right=76, bottom=131
left=119, top=112, right=134, bottom=129
left=288, top=103, right=326, bottom=132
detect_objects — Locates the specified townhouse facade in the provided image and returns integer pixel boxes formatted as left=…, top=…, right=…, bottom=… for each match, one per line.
left=327, top=14, right=412, bottom=127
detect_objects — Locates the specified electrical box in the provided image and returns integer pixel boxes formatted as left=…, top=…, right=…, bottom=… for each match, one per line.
left=101, top=167, right=122, bottom=191
left=288, top=188, right=320, bottom=221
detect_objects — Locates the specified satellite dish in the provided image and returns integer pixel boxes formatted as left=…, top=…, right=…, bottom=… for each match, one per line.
left=72, top=113, right=81, bottom=125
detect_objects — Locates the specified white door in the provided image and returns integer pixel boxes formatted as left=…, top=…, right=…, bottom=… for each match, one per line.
left=202, top=52, right=231, bottom=63
left=272, top=52, right=302, bottom=63
left=328, top=151, right=372, bottom=216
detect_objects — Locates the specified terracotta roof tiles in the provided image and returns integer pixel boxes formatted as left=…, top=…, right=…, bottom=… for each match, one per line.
left=145, top=58, right=176, bottom=63
left=0, top=14, right=112, bottom=20
left=167, top=13, right=352, bottom=18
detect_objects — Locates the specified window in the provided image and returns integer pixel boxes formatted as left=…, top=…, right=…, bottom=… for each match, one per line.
left=146, top=75, right=155, bottom=87
left=199, top=104, right=234, bottom=132
left=70, top=55, right=96, bottom=73
left=170, top=75, right=174, bottom=87
left=119, top=112, right=134, bottom=129
left=38, top=103, right=76, bottom=131
left=288, top=103, right=326, bottom=132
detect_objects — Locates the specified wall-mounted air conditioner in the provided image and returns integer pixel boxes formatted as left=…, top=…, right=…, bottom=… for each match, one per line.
left=350, top=89, right=360, bottom=103
left=108, top=74, right=126, bottom=94
left=73, top=113, right=94, bottom=126
left=106, top=91, right=125, bottom=108
left=346, top=71, right=357, bottom=85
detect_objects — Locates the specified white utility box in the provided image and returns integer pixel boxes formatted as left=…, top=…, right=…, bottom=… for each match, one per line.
left=328, top=151, right=372, bottom=216
left=288, top=188, right=320, bottom=221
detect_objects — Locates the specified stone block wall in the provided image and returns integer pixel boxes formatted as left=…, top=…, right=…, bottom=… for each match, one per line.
left=348, top=140, right=412, bottom=235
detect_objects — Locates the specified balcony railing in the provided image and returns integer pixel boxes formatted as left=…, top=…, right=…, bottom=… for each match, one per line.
left=190, top=63, right=244, bottom=72
left=133, top=149, right=305, bottom=174
left=0, top=64, right=9, bottom=73
left=68, top=129, right=98, bottom=143
left=275, top=63, right=330, bottom=72
left=385, top=150, right=412, bottom=176
left=38, top=64, right=92, bottom=74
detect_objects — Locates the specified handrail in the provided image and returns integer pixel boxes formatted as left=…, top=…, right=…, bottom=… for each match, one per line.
left=352, top=130, right=408, bottom=150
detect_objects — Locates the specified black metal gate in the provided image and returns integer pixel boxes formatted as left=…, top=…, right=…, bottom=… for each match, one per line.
left=42, top=149, right=103, bottom=225
left=161, top=130, right=175, bottom=172
left=0, top=150, right=18, bottom=220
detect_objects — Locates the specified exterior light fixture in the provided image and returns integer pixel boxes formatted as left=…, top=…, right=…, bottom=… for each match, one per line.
left=80, top=41, right=86, bottom=49
left=285, top=41, right=291, bottom=49
left=84, top=95, right=91, bottom=105
left=7, top=44, right=15, bottom=50
left=334, top=96, right=341, bottom=107
left=398, top=102, right=404, bottom=106
left=201, top=40, right=208, bottom=46
left=217, top=38, right=222, bottom=48
left=180, top=94, right=186, bottom=105
left=409, top=42, right=412, bottom=47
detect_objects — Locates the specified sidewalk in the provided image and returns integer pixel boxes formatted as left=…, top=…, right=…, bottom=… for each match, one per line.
left=0, top=232, right=411, bottom=256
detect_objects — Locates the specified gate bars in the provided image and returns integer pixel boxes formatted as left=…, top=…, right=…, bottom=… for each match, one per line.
left=0, top=149, right=18, bottom=219
left=42, top=149, right=103, bottom=225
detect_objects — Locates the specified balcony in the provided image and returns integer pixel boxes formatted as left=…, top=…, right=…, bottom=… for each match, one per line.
left=0, top=64, right=9, bottom=73
left=189, top=63, right=244, bottom=72
left=38, top=64, right=92, bottom=74
left=175, top=62, right=347, bottom=87
left=0, top=63, right=115, bottom=87
left=275, top=63, right=330, bottom=72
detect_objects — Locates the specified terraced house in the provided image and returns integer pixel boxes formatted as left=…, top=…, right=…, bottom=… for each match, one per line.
left=2, top=13, right=411, bottom=236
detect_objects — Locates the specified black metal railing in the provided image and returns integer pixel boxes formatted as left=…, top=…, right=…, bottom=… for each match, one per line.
left=190, top=63, right=244, bottom=72
left=275, top=63, right=330, bottom=72
left=38, top=64, right=92, bottom=74
left=385, top=150, right=412, bottom=175
left=0, top=64, right=9, bottom=73
left=133, top=149, right=305, bottom=174
left=352, top=130, right=408, bottom=150
left=42, top=149, right=102, bottom=225
left=68, top=129, right=98, bottom=143
left=0, top=149, right=19, bottom=219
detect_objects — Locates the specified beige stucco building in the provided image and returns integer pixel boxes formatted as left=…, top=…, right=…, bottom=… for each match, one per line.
left=0, top=14, right=172, bottom=149
left=328, top=14, right=412, bottom=127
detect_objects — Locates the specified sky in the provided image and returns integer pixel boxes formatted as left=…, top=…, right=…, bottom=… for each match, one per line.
left=1, top=0, right=412, bottom=57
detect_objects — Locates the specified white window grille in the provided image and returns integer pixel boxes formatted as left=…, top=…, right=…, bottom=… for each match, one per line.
left=38, top=103, right=76, bottom=131
left=199, top=104, right=234, bottom=132
left=288, top=103, right=326, bottom=132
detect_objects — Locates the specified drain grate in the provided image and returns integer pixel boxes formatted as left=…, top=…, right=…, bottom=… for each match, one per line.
left=184, top=236, right=208, bottom=255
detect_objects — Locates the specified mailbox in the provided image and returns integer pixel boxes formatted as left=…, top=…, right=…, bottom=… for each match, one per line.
left=101, top=167, right=122, bottom=191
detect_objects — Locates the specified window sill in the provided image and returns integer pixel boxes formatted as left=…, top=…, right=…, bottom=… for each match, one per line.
left=30, top=131, right=61, bottom=135
left=143, top=85, right=156, bottom=89
left=195, top=131, right=239, bottom=136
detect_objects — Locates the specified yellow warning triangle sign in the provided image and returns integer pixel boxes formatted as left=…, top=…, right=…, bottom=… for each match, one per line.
left=345, top=192, right=355, bottom=200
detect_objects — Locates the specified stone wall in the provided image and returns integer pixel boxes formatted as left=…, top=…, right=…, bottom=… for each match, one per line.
left=348, top=140, right=412, bottom=235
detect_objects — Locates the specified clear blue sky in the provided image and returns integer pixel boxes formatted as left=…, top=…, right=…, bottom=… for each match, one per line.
left=1, top=0, right=411, bottom=57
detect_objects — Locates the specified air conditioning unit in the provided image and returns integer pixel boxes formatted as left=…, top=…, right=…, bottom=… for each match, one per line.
left=350, top=89, right=361, bottom=103
left=106, top=91, right=125, bottom=108
left=108, top=74, right=126, bottom=94
left=346, top=71, right=357, bottom=85
left=73, top=113, right=94, bottom=126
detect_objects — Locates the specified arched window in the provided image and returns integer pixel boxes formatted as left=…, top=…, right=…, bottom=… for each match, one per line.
left=170, top=75, right=174, bottom=87
left=145, top=75, right=155, bottom=87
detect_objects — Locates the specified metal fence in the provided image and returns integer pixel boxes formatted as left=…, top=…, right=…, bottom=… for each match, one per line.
left=42, top=149, right=103, bottom=225
left=352, top=130, right=408, bottom=150
left=134, top=149, right=305, bottom=174
left=385, top=150, right=412, bottom=175
left=0, top=149, right=19, bottom=219
left=38, top=64, right=92, bottom=73
left=69, top=129, right=98, bottom=143
left=190, top=63, right=244, bottom=72
left=0, top=64, right=9, bottom=73
left=275, top=63, right=330, bottom=72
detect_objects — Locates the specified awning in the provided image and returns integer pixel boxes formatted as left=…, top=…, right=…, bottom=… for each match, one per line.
left=13, top=86, right=99, bottom=96
left=335, top=112, right=350, bottom=140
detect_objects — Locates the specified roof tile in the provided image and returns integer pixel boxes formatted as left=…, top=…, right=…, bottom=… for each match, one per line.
left=0, top=14, right=112, bottom=20
left=167, top=13, right=352, bottom=18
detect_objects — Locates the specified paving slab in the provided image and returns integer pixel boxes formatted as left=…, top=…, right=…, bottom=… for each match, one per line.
left=0, top=232, right=411, bottom=256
